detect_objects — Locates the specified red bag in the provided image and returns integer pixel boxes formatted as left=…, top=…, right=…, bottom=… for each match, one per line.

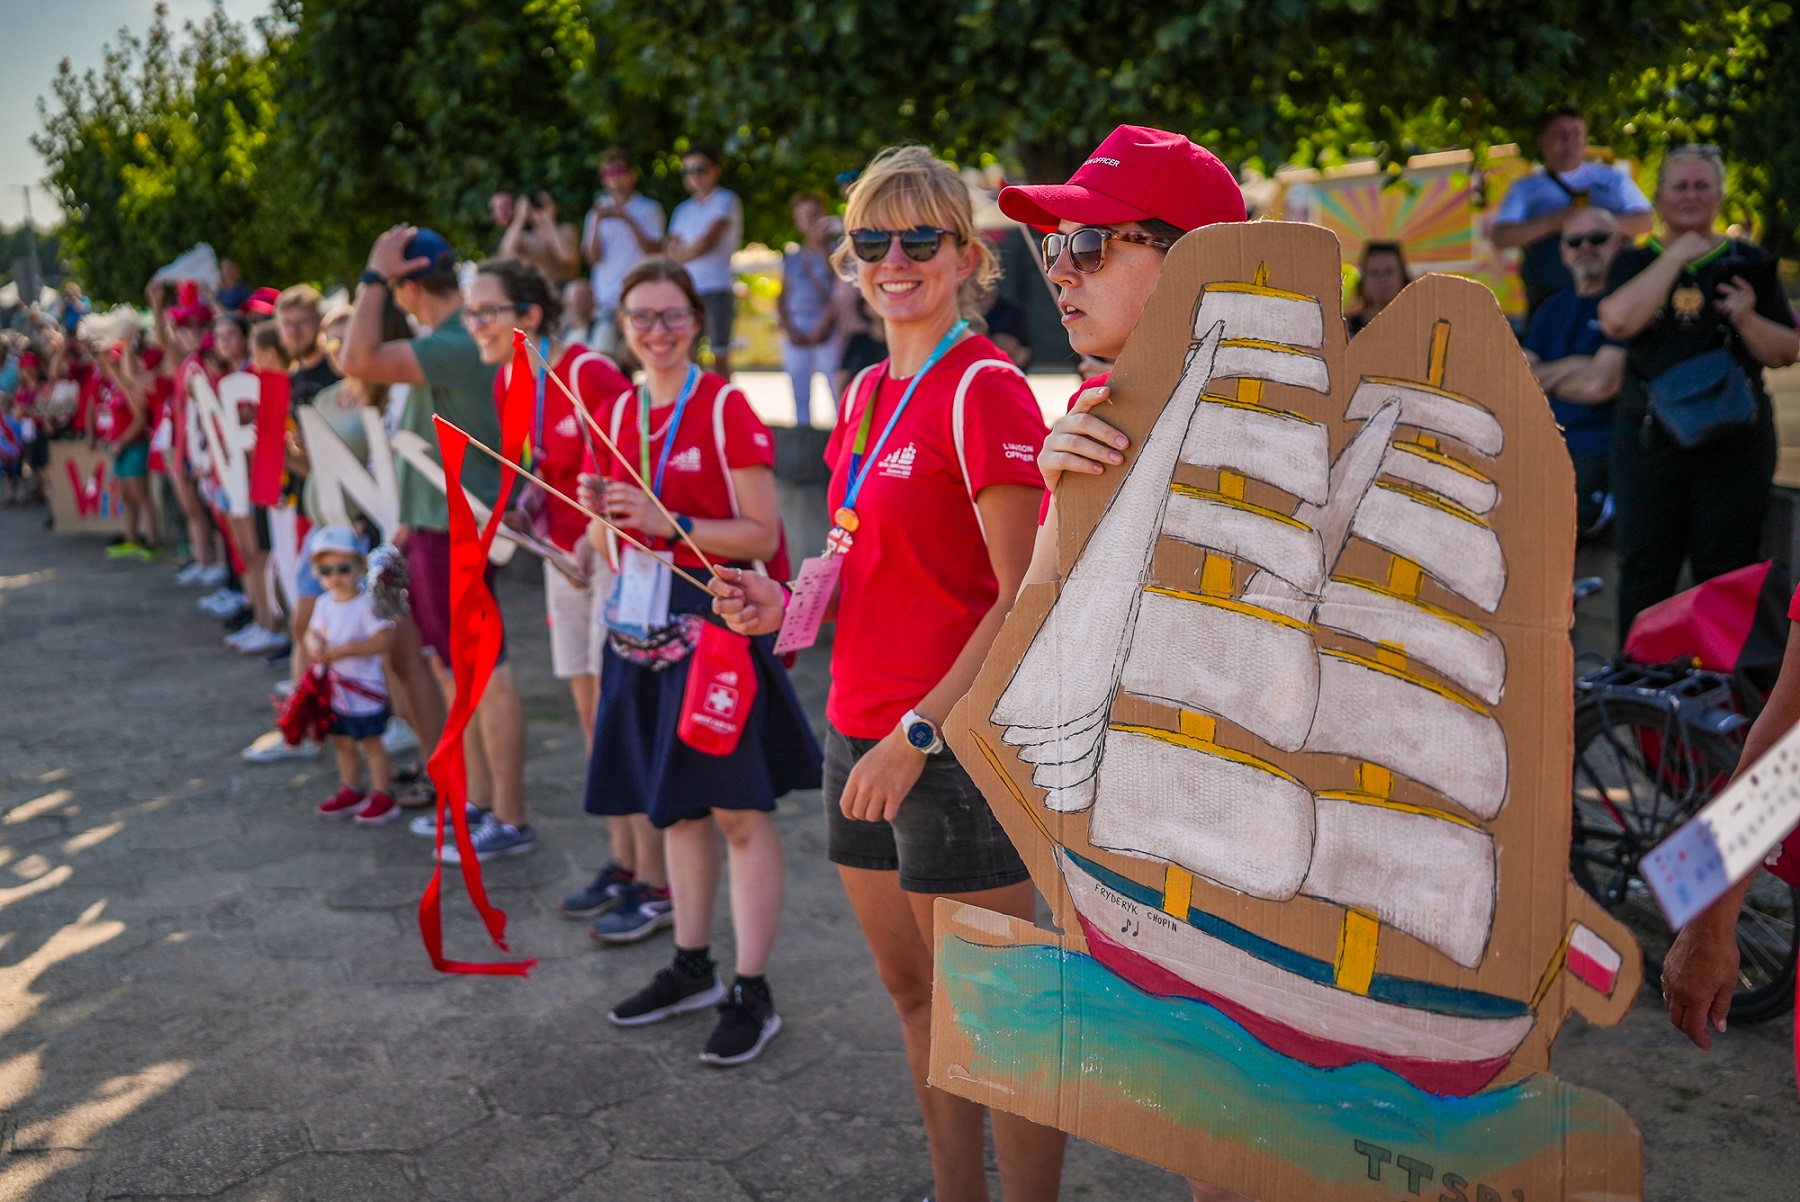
left=677, top=622, right=759, bottom=756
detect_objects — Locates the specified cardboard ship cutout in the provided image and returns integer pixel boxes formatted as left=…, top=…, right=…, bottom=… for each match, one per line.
left=935, top=223, right=1645, bottom=1200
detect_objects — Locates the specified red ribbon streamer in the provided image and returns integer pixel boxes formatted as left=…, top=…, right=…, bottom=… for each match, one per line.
left=417, top=331, right=538, bottom=976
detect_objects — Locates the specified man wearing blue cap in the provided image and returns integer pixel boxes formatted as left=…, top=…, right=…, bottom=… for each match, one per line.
left=341, top=224, right=535, bottom=861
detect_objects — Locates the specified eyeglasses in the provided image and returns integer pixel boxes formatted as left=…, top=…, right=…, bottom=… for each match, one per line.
left=848, top=227, right=957, bottom=264
left=622, top=307, right=698, bottom=334
left=1563, top=231, right=1616, bottom=248
left=315, top=561, right=358, bottom=577
left=1043, top=227, right=1175, bottom=274
left=465, top=303, right=530, bottom=329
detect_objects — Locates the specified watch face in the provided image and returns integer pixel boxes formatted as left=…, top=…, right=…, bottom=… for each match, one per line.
left=906, top=722, right=935, bottom=751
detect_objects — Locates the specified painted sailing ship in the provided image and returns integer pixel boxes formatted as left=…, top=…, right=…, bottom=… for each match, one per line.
left=986, top=270, right=1625, bottom=1098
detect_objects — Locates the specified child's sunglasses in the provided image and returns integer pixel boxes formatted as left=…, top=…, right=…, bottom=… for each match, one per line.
left=848, top=227, right=957, bottom=264
left=315, top=561, right=358, bottom=577
left=1042, top=227, right=1175, bottom=274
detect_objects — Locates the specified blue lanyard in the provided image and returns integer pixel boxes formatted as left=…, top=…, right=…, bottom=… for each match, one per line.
left=528, top=336, right=549, bottom=467
left=844, top=319, right=967, bottom=510
left=642, top=364, right=700, bottom=499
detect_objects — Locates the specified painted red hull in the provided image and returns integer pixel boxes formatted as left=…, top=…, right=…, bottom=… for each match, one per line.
left=1081, top=918, right=1513, bottom=1097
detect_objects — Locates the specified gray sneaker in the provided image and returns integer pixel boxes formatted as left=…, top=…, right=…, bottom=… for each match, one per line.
left=439, top=818, right=535, bottom=864
left=410, top=804, right=488, bottom=838
left=588, top=882, right=674, bottom=944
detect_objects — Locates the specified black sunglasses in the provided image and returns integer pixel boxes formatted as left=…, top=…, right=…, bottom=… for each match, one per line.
left=1563, top=231, right=1615, bottom=248
left=1043, top=227, right=1176, bottom=274
left=315, top=561, right=358, bottom=577
left=848, top=227, right=957, bottom=264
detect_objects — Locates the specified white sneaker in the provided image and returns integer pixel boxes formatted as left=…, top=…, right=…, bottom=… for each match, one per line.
left=200, top=588, right=247, bottom=616
left=196, top=562, right=230, bottom=587
left=241, top=729, right=319, bottom=763
left=233, top=626, right=290, bottom=655
left=224, top=624, right=264, bottom=650
left=382, top=720, right=419, bottom=755
left=174, top=561, right=206, bottom=585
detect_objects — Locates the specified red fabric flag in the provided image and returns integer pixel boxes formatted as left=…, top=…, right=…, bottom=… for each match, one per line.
left=416, top=331, right=537, bottom=976
left=247, top=370, right=291, bottom=508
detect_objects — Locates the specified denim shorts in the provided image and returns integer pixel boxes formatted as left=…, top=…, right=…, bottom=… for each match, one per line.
left=823, top=724, right=1030, bottom=895
left=328, top=708, right=390, bottom=741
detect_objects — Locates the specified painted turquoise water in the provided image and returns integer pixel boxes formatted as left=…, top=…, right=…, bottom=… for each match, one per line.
left=942, top=939, right=1633, bottom=1192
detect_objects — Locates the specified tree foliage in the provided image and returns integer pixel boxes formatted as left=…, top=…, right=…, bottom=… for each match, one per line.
left=30, top=0, right=1793, bottom=303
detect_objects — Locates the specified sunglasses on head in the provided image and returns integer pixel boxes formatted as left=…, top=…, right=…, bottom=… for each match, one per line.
left=622, top=306, right=698, bottom=334
left=1043, top=227, right=1175, bottom=274
left=315, top=561, right=358, bottom=577
left=1563, top=231, right=1615, bottom=248
left=848, top=227, right=957, bottom=264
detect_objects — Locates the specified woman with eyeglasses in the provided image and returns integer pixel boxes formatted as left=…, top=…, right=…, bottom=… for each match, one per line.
left=711, top=145, right=1065, bottom=1202
left=464, top=258, right=662, bottom=925
left=578, top=256, right=819, bottom=1066
left=1599, top=144, right=1799, bottom=636
left=1345, top=240, right=1412, bottom=337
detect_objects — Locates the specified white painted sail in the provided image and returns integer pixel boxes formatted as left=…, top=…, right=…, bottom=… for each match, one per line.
left=1303, top=793, right=1496, bottom=968
left=1352, top=483, right=1507, bottom=612
left=1009, top=705, right=1107, bottom=764
left=1381, top=441, right=1499, bottom=515
left=1089, top=727, right=1315, bottom=900
left=1241, top=400, right=1403, bottom=619
left=1315, top=577, right=1507, bottom=705
left=1302, top=651, right=1509, bottom=820
left=1347, top=377, right=1503, bottom=457
left=1162, top=488, right=1326, bottom=594
left=1044, top=778, right=1098, bottom=815
left=991, top=325, right=1227, bottom=752
left=1120, top=589, right=1321, bottom=752
left=1194, top=285, right=1325, bottom=350
left=1214, top=340, right=1330, bottom=393
left=1180, top=399, right=1330, bottom=506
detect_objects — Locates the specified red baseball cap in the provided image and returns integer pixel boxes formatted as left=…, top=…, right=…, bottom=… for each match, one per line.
left=998, top=125, right=1245, bottom=233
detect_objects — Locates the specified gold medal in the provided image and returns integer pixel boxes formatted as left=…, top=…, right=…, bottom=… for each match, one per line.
left=1671, top=282, right=1705, bottom=320
left=833, top=506, right=859, bottom=533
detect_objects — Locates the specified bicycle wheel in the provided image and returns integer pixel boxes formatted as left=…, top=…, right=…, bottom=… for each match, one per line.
left=1570, top=694, right=1799, bottom=1020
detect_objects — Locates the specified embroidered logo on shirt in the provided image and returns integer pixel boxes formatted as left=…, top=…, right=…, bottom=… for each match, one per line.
left=752, top=432, right=770, bottom=448
left=878, top=442, right=916, bottom=479
left=1003, top=441, right=1036, bottom=462
left=668, top=446, right=703, bottom=472
left=555, top=414, right=578, bottom=438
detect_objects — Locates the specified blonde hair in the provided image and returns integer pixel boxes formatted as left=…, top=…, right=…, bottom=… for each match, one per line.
left=1657, top=143, right=1727, bottom=193
left=275, top=283, right=323, bottom=317
left=832, top=145, right=999, bottom=320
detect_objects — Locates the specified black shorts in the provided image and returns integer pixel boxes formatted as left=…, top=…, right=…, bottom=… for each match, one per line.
left=699, top=289, right=736, bottom=359
left=823, top=724, right=1030, bottom=895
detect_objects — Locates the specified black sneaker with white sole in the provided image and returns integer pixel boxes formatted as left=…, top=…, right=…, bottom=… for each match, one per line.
left=700, top=979, right=783, bottom=1066
left=608, top=966, right=725, bottom=1027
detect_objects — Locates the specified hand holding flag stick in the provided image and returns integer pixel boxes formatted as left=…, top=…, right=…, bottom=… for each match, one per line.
left=443, top=417, right=714, bottom=593
left=519, top=333, right=720, bottom=578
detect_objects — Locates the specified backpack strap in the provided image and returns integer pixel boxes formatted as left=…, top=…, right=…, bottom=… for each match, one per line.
left=949, top=358, right=1028, bottom=545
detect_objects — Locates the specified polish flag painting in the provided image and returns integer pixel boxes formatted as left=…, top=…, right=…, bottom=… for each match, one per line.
left=1567, top=924, right=1624, bottom=996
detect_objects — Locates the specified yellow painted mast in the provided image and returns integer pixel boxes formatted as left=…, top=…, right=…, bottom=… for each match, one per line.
left=1331, top=319, right=1453, bottom=992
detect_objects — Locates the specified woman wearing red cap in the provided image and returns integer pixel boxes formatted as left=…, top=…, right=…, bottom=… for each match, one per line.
left=1003, top=126, right=1258, bottom=1202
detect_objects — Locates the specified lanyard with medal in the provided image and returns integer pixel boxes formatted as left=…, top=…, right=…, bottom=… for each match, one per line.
left=774, top=319, right=968, bottom=654
left=605, top=364, right=700, bottom=637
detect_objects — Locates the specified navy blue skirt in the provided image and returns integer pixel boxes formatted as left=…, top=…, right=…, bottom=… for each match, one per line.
left=584, top=576, right=822, bottom=829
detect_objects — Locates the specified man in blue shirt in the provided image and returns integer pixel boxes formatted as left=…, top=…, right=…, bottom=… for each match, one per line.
left=1492, top=107, right=1652, bottom=314
left=1522, top=206, right=1627, bottom=536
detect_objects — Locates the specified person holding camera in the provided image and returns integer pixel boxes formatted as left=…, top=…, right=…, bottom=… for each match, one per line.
left=499, top=187, right=581, bottom=286
left=582, top=148, right=666, bottom=357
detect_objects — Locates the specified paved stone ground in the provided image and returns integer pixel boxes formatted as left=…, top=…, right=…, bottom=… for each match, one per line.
left=1, top=504, right=1795, bottom=1201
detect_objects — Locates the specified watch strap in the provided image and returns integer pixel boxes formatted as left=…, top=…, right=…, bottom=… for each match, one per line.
left=359, top=269, right=389, bottom=288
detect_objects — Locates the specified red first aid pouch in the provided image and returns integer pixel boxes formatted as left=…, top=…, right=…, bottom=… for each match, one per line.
left=677, top=621, right=758, bottom=756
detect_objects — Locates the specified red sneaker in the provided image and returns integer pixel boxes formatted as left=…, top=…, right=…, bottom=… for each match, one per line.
left=317, top=787, right=368, bottom=819
left=354, top=791, right=400, bottom=826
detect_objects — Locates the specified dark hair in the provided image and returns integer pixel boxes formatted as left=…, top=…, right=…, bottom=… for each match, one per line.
left=1137, top=217, right=1186, bottom=243
left=1356, top=241, right=1412, bottom=307
left=617, top=257, right=706, bottom=358
left=599, top=146, right=630, bottom=170
left=213, top=312, right=251, bottom=339
left=683, top=142, right=722, bottom=168
left=408, top=250, right=461, bottom=297
left=529, top=187, right=554, bottom=210
left=1537, top=105, right=1586, bottom=136
left=250, top=321, right=290, bottom=367
left=475, top=257, right=563, bottom=332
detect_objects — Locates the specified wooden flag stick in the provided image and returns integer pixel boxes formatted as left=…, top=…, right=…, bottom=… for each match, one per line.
left=451, top=423, right=714, bottom=593
left=519, top=335, right=721, bottom=578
